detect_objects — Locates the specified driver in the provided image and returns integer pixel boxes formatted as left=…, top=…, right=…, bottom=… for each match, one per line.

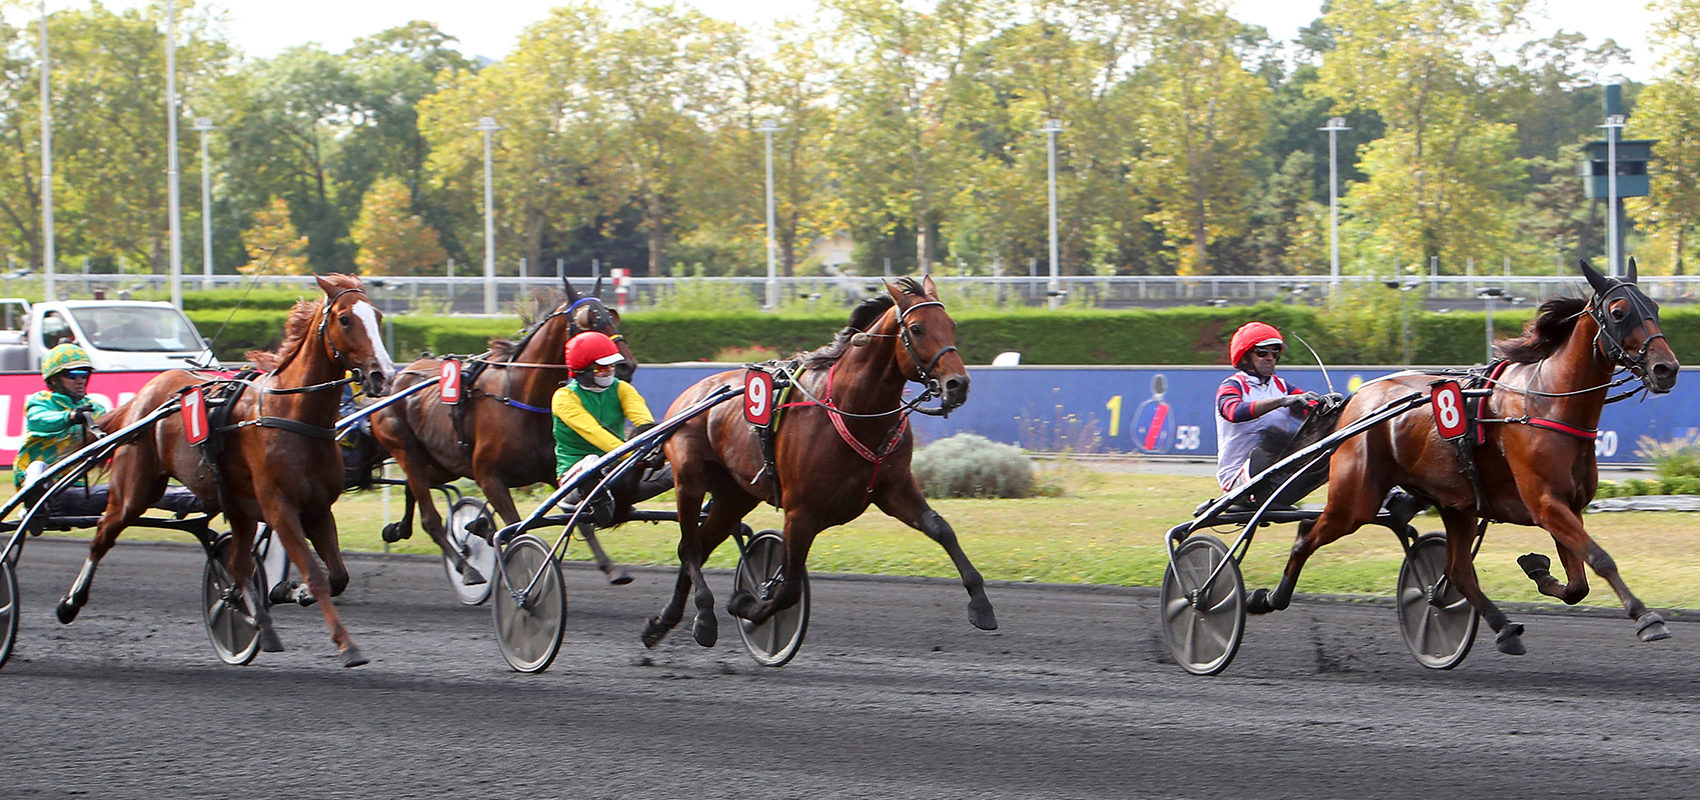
left=1215, top=322, right=1318, bottom=493
left=551, top=331, right=655, bottom=526
left=14, top=343, right=200, bottom=516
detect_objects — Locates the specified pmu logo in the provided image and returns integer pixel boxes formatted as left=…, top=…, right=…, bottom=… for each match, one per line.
left=1131, top=374, right=1175, bottom=453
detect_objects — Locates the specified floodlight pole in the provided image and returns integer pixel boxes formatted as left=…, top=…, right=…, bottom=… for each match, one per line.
left=166, top=0, right=182, bottom=309
left=1320, top=117, right=1350, bottom=296
left=758, top=119, right=782, bottom=310
left=191, top=117, right=215, bottom=290
left=38, top=0, right=54, bottom=300
left=1602, top=113, right=1626, bottom=277
left=1041, top=119, right=1064, bottom=310
left=475, top=116, right=502, bottom=314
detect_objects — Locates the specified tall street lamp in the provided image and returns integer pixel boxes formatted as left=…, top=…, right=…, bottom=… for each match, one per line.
left=1320, top=116, right=1350, bottom=296
left=475, top=116, right=502, bottom=314
left=38, top=0, right=55, bottom=300
left=757, top=119, right=782, bottom=310
left=166, top=0, right=182, bottom=309
left=1041, top=118, right=1064, bottom=310
left=1601, top=112, right=1626, bottom=277
left=191, top=117, right=215, bottom=290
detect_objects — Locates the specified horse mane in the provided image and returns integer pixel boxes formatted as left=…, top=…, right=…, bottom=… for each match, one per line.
left=490, top=290, right=570, bottom=360
left=245, top=274, right=363, bottom=372
left=799, top=277, right=928, bottom=369
left=1495, top=296, right=1588, bottom=364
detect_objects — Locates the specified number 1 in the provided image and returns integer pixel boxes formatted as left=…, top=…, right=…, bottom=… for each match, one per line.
left=1105, top=395, right=1122, bottom=438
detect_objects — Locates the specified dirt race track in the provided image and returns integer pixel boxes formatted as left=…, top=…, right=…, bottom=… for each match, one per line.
left=3, top=536, right=1698, bottom=800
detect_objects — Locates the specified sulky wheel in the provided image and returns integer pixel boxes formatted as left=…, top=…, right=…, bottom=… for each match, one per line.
left=1397, top=533, right=1479, bottom=670
left=492, top=534, right=566, bottom=674
left=201, top=534, right=264, bottom=666
left=1160, top=533, right=1246, bottom=676
left=0, top=557, right=18, bottom=670
left=734, top=529, right=809, bottom=667
left=444, top=498, right=498, bottom=606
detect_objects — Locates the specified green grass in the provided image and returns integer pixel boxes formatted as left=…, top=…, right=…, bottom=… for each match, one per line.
left=19, top=467, right=1700, bottom=609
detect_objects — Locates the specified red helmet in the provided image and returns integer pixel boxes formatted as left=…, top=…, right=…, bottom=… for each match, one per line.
left=1228, top=321, right=1284, bottom=367
left=565, top=331, right=625, bottom=372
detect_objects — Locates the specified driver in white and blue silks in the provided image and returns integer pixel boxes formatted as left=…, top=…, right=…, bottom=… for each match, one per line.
left=1215, top=321, right=1318, bottom=494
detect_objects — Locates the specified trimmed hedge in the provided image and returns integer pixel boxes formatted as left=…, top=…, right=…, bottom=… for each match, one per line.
left=185, top=302, right=1700, bottom=368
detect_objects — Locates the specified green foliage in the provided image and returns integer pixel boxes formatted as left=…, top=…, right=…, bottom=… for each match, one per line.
left=180, top=289, right=316, bottom=311
left=184, top=309, right=291, bottom=361
left=913, top=434, right=1035, bottom=498
left=1637, top=433, right=1700, bottom=480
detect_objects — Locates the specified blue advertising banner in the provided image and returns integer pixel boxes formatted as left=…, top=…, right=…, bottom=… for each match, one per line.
left=631, top=364, right=1694, bottom=464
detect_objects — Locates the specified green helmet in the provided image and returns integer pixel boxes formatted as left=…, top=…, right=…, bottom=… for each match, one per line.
left=42, top=343, right=93, bottom=379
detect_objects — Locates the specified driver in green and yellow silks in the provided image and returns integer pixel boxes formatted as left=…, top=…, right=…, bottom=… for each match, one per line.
left=14, top=343, right=106, bottom=488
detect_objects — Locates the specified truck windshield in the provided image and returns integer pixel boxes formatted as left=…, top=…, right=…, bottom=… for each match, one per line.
left=68, top=307, right=204, bottom=352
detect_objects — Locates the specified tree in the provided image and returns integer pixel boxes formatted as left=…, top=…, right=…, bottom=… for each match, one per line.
left=1632, top=0, right=1700, bottom=276
left=242, top=197, right=309, bottom=274
left=353, top=177, right=448, bottom=274
left=1317, top=0, right=1529, bottom=269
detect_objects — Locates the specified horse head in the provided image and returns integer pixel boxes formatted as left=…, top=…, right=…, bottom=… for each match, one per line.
left=886, top=275, right=969, bottom=410
left=315, top=274, right=397, bottom=397
left=564, top=276, right=635, bottom=381
left=1579, top=258, right=1679, bottom=393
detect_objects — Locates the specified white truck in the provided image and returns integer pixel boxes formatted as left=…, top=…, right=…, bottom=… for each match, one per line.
left=0, top=298, right=218, bottom=373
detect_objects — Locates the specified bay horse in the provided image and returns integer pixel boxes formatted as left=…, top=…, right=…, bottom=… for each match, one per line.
left=1245, top=260, right=1680, bottom=655
left=369, top=279, right=640, bottom=584
left=57, top=274, right=396, bottom=667
left=643, top=275, right=997, bottom=649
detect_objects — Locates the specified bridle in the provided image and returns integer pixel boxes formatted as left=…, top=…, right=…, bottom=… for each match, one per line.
left=1588, top=280, right=1667, bottom=382
left=262, top=286, right=372, bottom=395
left=853, top=300, right=959, bottom=409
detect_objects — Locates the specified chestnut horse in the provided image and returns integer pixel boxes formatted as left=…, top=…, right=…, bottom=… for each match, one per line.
left=643, top=276, right=997, bottom=649
left=1246, top=260, right=1680, bottom=655
left=369, top=280, right=639, bottom=584
left=57, top=274, right=396, bottom=667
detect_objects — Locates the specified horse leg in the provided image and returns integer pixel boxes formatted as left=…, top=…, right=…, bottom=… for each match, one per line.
left=262, top=501, right=367, bottom=667
left=726, top=504, right=809, bottom=628
left=1516, top=541, right=1591, bottom=605
left=382, top=487, right=415, bottom=543
left=684, top=496, right=754, bottom=646
left=57, top=464, right=164, bottom=624
left=406, top=467, right=484, bottom=586
left=1245, top=489, right=1380, bottom=614
left=227, top=512, right=284, bottom=652
left=643, top=479, right=706, bottom=647
left=575, top=521, right=633, bottom=586
left=1529, top=500, right=1668, bottom=642
left=1435, top=508, right=1524, bottom=655
left=870, top=479, right=997, bottom=630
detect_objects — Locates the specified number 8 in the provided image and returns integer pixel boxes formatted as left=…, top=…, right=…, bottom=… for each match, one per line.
left=1436, top=389, right=1460, bottom=429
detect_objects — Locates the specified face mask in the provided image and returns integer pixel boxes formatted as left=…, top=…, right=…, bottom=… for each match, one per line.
left=580, top=371, right=614, bottom=391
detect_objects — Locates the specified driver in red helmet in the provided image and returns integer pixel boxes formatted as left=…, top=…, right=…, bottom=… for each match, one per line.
left=1215, top=321, right=1319, bottom=493
left=552, top=332, right=655, bottom=518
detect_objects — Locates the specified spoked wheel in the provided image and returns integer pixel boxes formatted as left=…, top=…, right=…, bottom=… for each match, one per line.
left=1397, top=533, right=1479, bottom=670
left=444, top=498, right=498, bottom=606
left=492, top=534, right=566, bottom=673
left=1160, top=534, right=1246, bottom=676
left=0, top=557, right=19, bottom=670
left=734, top=529, right=809, bottom=668
left=201, top=535, right=264, bottom=666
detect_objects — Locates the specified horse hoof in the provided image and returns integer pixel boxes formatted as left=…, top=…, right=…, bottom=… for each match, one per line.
left=380, top=522, right=407, bottom=543
left=1516, top=553, right=1553, bottom=581
left=641, top=616, right=671, bottom=649
left=693, top=614, right=718, bottom=648
left=1637, top=612, right=1672, bottom=642
left=268, top=581, right=295, bottom=606
left=341, top=646, right=369, bottom=668
left=726, top=591, right=758, bottom=621
left=1246, top=588, right=1277, bottom=615
left=55, top=599, right=80, bottom=625
left=461, top=566, right=487, bottom=586
left=1496, top=623, right=1527, bottom=655
left=968, top=599, right=998, bottom=631
left=259, top=625, right=285, bottom=653
left=606, top=568, right=633, bottom=586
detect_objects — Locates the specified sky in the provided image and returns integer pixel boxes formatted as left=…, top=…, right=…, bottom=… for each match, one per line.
left=20, top=0, right=1668, bottom=82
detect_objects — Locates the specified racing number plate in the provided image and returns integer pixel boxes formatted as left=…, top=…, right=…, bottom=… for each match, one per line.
left=744, top=369, right=774, bottom=426
left=1431, top=380, right=1467, bottom=440
left=439, top=359, right=463, bottom=404
left=183, top=386, right=209, bottom=445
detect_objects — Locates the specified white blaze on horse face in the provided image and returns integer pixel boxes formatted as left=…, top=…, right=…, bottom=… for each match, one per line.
left=350, top=300, right=397, bottom=377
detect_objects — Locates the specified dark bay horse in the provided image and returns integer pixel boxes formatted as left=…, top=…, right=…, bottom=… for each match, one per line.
left=644, top=275, right=997, bottom=649
left=369, top=279, right=639, bottom=584
left=1246, top=260, right=1680, bottom=655
left=58, top=274, right=396, bottom=667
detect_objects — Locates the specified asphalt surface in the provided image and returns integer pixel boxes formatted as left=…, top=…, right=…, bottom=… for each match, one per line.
left=3, top=537, right=1698, bottom=800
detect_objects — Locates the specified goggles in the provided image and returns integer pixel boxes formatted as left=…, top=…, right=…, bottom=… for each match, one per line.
left=61, top=368, right=93, bottom=378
